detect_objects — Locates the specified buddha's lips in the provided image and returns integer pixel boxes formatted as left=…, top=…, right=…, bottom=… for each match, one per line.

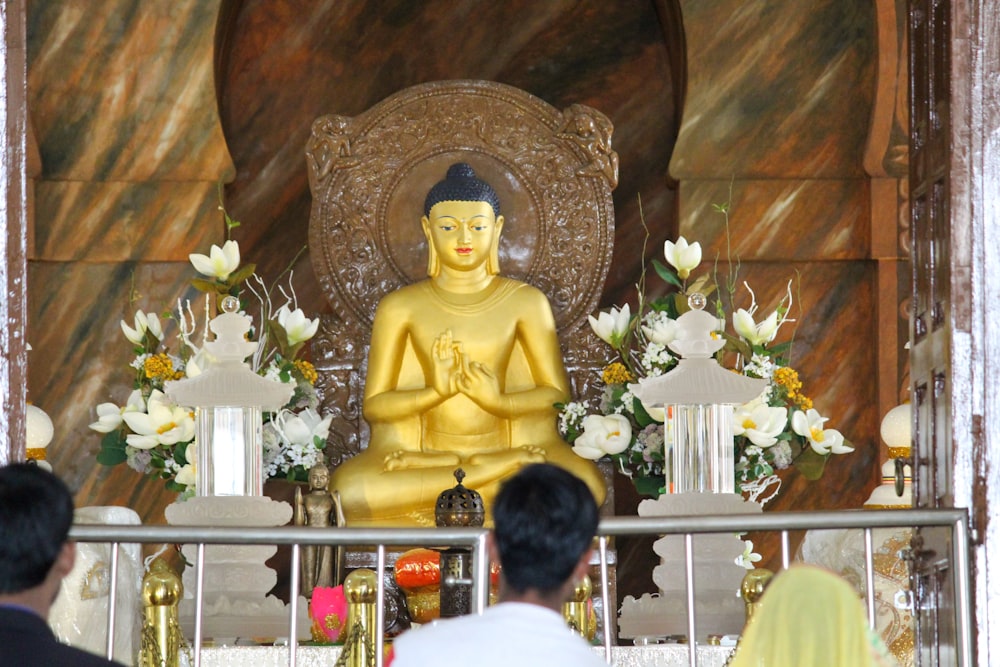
left=455, top=247, right=473, bottom=255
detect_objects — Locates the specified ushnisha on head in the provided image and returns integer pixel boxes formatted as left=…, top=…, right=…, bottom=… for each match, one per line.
left=0, top=463, right=75, bottom=596
left=491, top=463, right=599, bottom=596
left=421, top=163, right=504, bottom=278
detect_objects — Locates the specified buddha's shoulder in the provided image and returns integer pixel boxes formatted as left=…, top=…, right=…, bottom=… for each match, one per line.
left=379, top=280, right=432, bottom=301
left=495, top=276, right=552, bottom=304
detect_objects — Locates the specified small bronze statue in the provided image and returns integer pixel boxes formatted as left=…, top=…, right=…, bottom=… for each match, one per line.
left=294, top=461, right=341, bottom=596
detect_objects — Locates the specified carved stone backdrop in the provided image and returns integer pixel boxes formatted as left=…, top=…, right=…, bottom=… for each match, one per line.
left=306, top=80, right=618, bottom=467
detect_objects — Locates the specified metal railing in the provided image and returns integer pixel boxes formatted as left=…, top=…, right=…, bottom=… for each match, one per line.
left=69, top=507, right=972, bottom=667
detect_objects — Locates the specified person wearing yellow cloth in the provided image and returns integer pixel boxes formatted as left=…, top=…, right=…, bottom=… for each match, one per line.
left=329, top=163, right=605, bottom=526
left=729, top=564, right=898, bottom=667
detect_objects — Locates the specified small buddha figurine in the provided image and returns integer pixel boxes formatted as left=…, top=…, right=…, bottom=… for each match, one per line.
left=294, top=461, right=338, bottom=593
left=329, top=163, right=605, bottom=525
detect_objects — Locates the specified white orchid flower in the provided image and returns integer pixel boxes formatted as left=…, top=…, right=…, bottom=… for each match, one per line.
left=88, top=389, right=145, bottom=433
left=122, top=390, right=195, bottom=451
left=189, top=239, right=241, bottom=281
left=663, top=236, right=702, bottom=280
left=791, top=408, right=853, bottom=455
left=275, top=304, right=320, bottom=347
left=174, top=463, right=196, bottom=487
left=733, top=308, right=780, bottom=346
left=733, top=404, right=787, bottom=448
left=641, top=313, right=678, bottom=347
left=572, top=413, right=632, bottom=460
left=588, top=304, right=631, bottom=349
left=274, top=408, right=332, bottom=446
left=735, top=540, right=763, bottom=570
left=121, top=310, right=163, bottom=346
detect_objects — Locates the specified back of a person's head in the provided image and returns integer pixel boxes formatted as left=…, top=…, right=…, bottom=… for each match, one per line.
left=0, top=463, right=74, bottom=594
left=491, top=463, right=599, bottom=595
left=729, top=564, right=884, bottom=667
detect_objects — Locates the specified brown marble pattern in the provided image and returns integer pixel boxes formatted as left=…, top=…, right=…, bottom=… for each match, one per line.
left=27, top=0, right=234, bottom=261
left=672, top=0, right=876, bottom=177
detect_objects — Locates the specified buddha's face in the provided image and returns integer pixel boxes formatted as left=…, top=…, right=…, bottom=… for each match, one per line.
left=309, top=467, right=329, bottom=489
left=422, top=200, right=503, bottom=272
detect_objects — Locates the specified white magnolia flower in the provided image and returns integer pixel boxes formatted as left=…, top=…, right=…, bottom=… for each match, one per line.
left=791, top=408, right=853, bottom=455
left=88, top=389, right=144, bottom=433
left=121, top=310, right=163, bottom=346
left=663, top=236, right=702, bottom=279
left=641, top=312, right=678, bottom=347
left=189, top=239, right=240, bottom=281
left=122, top=390, right=195, bottom=450
left=274, top=408, right=332, bottom=446
left=733, top=308, right=780, bottom=346
left=572, top=414, right=632, bottom=460
left=733, top=404, right=788, bottom=448
left=588, top=304, right=631, bottom=349
left=275, top=304, right=320, bottom=347
left=174, top=463, right=196, bottom=488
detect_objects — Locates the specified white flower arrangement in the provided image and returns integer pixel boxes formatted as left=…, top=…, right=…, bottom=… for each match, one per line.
left=559, top=204, right=854, bottom=498
left=90, top=207, right=332, bottom=496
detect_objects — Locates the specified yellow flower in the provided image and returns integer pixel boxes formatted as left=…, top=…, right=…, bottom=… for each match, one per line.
left=296, top=359, right=318, bottom=385
left=774, top=367, right=803, bottom=391
left=602, top=362, right=634, bottom=385
left=144, top=354, right=177, bottom=382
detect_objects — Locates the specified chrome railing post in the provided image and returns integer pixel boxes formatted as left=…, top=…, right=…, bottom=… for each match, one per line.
left=104, top=541, right=120, bottom=660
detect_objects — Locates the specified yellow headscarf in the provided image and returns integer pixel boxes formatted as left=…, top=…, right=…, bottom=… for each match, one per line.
left=729, top=564, right=896, bottom=667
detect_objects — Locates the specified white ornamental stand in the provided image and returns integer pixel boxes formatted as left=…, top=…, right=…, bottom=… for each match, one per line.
left=165, top=296, right=308, bottom=641
left=621, top=294, right=768, bottom=643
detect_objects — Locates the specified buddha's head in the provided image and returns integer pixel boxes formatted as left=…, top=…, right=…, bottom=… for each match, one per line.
left=421, top=163, right=504, bottom=277
left=308, top=461, right=330, bottom=490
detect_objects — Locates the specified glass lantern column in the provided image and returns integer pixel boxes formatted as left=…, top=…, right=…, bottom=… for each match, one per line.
left=631, top=293, right=767, bottom=495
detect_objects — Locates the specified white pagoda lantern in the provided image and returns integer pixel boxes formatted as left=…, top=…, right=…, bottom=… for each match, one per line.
left=631, top=293, right=767, bottom=494
left=165, top=295, right=292, bottom=496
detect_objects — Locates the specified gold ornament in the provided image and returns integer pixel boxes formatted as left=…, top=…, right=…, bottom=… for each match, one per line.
left=139, top=558, right=189, bottom=667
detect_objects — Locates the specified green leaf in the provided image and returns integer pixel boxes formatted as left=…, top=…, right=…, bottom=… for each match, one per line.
left=632, top=398, right=655, bottom=428
left=633, top=476, right=666, bottom=498
left=96, top=432, right=128, bottom=466
left=165, top=480, right=188, bottom=493
left=174, top=441, right=190, bottom=466
left=190, top=278, right=219, bottom=293
left=229, top=263, right=256, bottom=285
left=794, top=447, right=829, bottom=480
left=651, top=259, right=683, bottom=288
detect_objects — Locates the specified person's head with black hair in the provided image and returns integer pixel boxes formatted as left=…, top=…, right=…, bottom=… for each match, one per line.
left=489, top=463, right=599, bottom=609
left=0, top=463, right=76, bottom=615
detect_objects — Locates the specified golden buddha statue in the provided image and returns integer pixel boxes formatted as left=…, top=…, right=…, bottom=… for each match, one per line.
left=329, top=163, right=605, bottom=526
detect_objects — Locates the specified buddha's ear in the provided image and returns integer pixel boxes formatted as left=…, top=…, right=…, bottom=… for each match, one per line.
left=487, top=214, right=504, bottom=276
left=421, top=215, right=440, bottom=278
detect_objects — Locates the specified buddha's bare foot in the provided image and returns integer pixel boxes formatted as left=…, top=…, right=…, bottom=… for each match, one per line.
left=383, top=450, right=461, bottom=472
left=467, top=445, right=546, bottom=471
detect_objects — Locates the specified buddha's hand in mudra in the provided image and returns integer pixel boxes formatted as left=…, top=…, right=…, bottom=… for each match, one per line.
left=456, top=354, right=504, bottom=415
left=431, top=331, right=463, bottom=398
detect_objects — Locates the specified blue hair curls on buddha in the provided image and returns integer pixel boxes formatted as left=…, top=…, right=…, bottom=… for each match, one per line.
left=423, top=163, right=501, bottom=217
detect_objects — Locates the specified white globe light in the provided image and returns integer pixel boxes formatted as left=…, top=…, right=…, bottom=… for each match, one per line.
left=26, top=403, right=54, bottom=449
left=879, top=402, right=911, bottom=450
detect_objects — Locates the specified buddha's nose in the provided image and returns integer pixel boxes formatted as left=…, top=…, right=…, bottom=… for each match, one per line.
left=460, top=224, right=472, bottom=243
